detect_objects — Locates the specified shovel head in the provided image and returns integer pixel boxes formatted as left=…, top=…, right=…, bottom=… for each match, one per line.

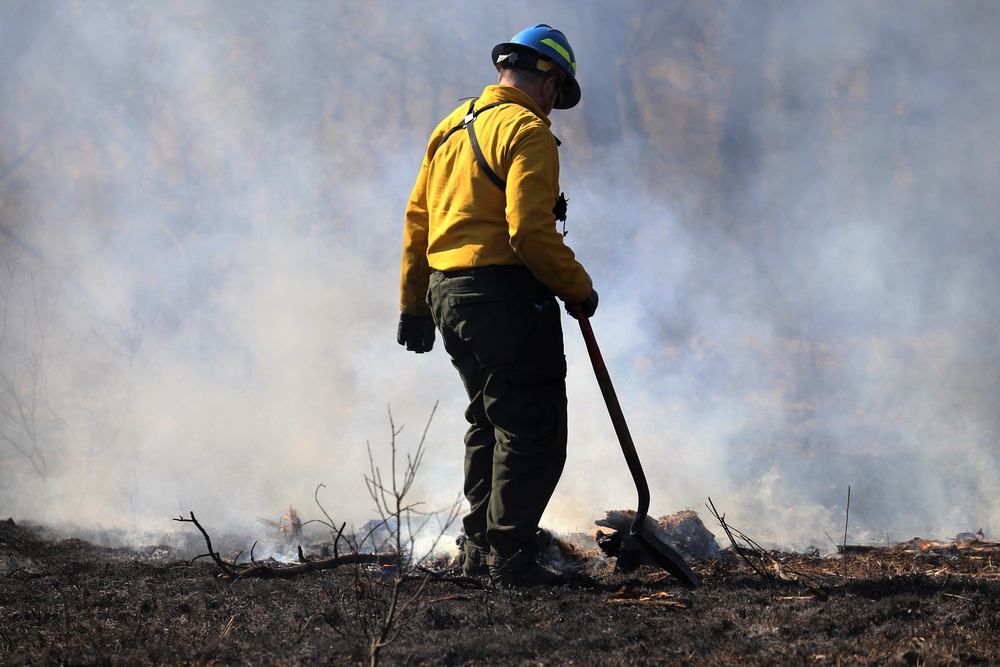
left=634, top=528, right=700, bottom=589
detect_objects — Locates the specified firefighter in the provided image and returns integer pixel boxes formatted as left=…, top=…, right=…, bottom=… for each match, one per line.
left=397, top=24, right=598, bottom=587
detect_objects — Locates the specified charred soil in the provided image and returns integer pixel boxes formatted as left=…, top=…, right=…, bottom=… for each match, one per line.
left=2, top=518, right=1000, bottom=666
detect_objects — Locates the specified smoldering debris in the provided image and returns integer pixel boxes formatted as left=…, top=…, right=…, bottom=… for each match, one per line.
left=595, top=509, right=723, bottom=572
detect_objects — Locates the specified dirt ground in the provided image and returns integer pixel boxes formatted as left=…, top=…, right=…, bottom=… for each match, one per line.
left=2, top=517, right=1000, bottom=666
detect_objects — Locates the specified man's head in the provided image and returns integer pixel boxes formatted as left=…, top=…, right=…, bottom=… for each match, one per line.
left=492, top=24, right=581, bottom=111
left=497, top=65, right=563, bottom=116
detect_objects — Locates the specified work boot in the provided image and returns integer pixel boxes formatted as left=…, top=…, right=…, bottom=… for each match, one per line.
left=455, top=537, right=489, bottom=577
left=489, top=555, right=567, bottom=588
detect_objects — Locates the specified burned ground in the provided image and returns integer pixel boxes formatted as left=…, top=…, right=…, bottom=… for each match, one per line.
left=2, top=518, right=1000, bottom=666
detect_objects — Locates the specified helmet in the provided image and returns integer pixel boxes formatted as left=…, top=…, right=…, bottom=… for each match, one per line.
left=492, top=24, right=581, bottom=109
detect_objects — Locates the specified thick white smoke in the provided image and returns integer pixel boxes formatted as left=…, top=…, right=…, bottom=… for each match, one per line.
left=1, top=1, right=997, bottom=552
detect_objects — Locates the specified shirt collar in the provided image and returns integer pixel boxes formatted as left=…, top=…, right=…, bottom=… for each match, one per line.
left=481, top=84, right=552, bottom=126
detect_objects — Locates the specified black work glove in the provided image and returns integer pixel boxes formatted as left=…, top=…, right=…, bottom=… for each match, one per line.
left=396, top=313, right=436, bottom=353
left=566, top=289, right=599, bottom=319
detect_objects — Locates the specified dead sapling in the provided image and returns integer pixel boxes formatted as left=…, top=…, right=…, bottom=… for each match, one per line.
left=0, top=255, right=72, bottom=480
left=353, top=403, right=462, bottom=667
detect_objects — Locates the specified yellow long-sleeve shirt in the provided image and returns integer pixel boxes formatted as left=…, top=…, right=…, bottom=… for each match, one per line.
left=399, top=84, right=592, bottom=316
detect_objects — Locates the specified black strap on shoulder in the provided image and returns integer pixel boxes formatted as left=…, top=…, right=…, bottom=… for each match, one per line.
left=432, top=98, right=511, bottom=190
left=464, top=101, right=509, bottom=190
left=432, top=99, right=476, bottom=156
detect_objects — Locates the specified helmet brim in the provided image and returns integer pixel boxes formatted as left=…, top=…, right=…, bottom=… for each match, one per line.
left=554, top=78, right=581, bottom=110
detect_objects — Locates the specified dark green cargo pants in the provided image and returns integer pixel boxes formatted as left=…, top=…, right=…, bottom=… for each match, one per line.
left=427, top=265, right=568, bottom=564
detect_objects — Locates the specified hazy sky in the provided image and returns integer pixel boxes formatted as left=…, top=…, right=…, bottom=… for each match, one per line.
left=1, top=1, right=998, bottom=551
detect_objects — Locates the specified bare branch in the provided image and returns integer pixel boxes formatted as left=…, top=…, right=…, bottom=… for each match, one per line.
left=172, top=512, right=240, bottom=578
left=173, top=511, right=394, bottom=581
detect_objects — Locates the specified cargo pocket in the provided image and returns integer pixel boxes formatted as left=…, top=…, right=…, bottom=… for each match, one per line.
left=444, top=287, right=512, bottom=366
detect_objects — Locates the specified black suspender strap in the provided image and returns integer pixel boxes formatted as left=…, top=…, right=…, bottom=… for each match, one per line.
left=431, top=98, right=511, bottom=190
left=466, top=117, right=505, bottom=190
left=464, top=102, right=508, bottom=190
left=431, top=99, right=476, bottom=156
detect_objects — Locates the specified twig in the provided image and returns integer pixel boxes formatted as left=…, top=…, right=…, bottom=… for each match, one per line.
left=415, top=565, right=488, bottom=590
left=705, top=498, right=767, bottom=578
left=220, top=616, right=236, bottom=639
left=842, top=485, right=851, bottom=577
left=942, top=592, right=973, bottom=602
left=0, top=622, right=12, bottom=651
left=172, top=512, right=240, bottom=578
left=705, top=498, right=827, bottom=599
left=425, top=594, right=476, bottom=603
left=300, top=483, right=348, bottom=557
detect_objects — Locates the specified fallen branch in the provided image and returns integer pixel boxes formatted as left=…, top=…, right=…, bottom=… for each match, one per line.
left=173, top=511, right=394, bottom=581
left=232, top=552, right=397, bottom=580
left=425, top=594, right=476, bottom=604
left=415, top=564, right=488, bottom=590
left=173, top=512, right=240, bottom=578
left=603, top=586, right=688, bottom=608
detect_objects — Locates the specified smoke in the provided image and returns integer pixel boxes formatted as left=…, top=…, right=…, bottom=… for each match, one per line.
left=1, top=1, right=998, bottom=552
